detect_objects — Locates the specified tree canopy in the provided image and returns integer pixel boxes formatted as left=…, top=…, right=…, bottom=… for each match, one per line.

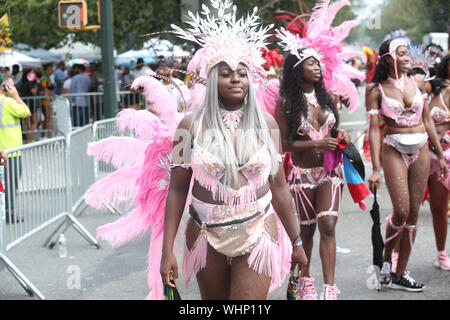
left=2, top=0, right=359, bottom=54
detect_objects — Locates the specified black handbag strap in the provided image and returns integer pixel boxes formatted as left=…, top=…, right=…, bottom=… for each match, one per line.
left=189, top=202, right=271, bottom=228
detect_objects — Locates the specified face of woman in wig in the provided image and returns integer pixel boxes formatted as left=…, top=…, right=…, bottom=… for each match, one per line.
left=217, top=62, right=249, bottom=108
left=389, top=45, right=410, bottom=74
left=302, top=57, right=321, bottom=84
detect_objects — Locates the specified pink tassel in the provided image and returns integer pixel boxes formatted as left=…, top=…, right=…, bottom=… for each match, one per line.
left=248, top=232, right=280, bottom=280
left=182, top=232, right=208, bottom=289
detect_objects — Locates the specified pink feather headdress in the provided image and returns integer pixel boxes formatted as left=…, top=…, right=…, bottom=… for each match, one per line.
left=170, top=0, right=273, bottom=83
left=276, top=0, right=366, bottom=113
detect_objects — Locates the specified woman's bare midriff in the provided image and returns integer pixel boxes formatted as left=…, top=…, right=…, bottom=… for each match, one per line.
left=383, top=115, right=426, bottom=135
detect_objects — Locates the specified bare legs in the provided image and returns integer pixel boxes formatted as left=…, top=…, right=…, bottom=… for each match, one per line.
left=382, top=144, right=429, bottom=277
left=428, top=174, right=449, bottom=252
left=185, top=217, right=273, bottom=300
left=294, top=179, right=341, bottom=285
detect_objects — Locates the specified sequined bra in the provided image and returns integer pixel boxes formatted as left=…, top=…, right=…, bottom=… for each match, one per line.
left=377, top=76, right=424, bottom=127
left=429, top=93, right=449, bottom=125
left=188, top=111, right=277, bottom=208
left=297, top=113, right=336, bottom=140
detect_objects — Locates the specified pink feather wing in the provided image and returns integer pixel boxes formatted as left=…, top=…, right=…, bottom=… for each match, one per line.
left=87, top=137, right=148, bottom=169
left=84, top=167, right=141, bottom=210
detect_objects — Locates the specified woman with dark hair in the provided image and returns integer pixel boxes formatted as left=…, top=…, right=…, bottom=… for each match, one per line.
left=275, top=50, right=350, bottom=300
left=437, top=54, right=450, bottom=86
left=19, top=81, right=40, bottom=143
left=366, top=39, right=447, bottom=292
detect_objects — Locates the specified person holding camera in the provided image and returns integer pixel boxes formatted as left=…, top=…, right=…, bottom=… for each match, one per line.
left=0, top=73, right=31, bottom=223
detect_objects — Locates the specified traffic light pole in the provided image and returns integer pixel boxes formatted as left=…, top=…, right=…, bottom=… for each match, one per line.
left=100, top=0, right=117, bottom=119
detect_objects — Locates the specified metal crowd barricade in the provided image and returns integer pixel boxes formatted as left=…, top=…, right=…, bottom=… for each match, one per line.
left=20, top=91, right=148, bottom=144
left=43, top=125, right=100, bottom=250
left=0, top=124, right=102, bottom=299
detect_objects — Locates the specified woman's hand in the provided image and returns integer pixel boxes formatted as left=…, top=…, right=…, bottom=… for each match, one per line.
left=0, top=149, right=7, bottom=167
left=315, top=137, right=339, bottom=151
left=439, top=157, right=448, bottom=180
left=160, top=250, right=178, bottom=288
left=339, top=129, right=351, bottom=145
left=368, top=170, right=382, bottom=194
left=291, top=245, right=308, bottom=277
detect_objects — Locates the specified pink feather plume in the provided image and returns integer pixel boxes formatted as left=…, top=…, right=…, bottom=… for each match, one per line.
left=131, top=76, right=178, bottom=124
left=115, top=108, right=165, bottom=140
left=84, top=167, right=141, bottom=210
left=87, top=137, right=148, bottom=169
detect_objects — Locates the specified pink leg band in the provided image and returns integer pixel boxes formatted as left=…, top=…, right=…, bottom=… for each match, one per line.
left=384, top=213, right=406, bottom=244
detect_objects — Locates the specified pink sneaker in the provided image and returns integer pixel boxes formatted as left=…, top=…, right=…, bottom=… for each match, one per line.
left=391, top=251, right=399, bottom=273
left=298, top=276, right=318, bottom=300
left=434, top=252, right=450, bottom=271
left=320, top=284, right=341, bottom=300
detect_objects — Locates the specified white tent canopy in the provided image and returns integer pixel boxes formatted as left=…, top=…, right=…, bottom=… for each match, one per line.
left=142, top=38, right=191, bottom=58
left=0, top=50, right=42, bottom=69
left=49, top=34, right=117, bottom=61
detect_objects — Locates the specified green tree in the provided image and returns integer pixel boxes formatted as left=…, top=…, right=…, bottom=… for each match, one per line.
left=3, top=0, right=184, bottom=53
left=369, top=0, right=449, bottom=44
left=2, top=0, right=360, bottom=53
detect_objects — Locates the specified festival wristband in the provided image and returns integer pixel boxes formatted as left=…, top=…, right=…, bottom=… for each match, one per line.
left=292, top=236, right=303, bottom=247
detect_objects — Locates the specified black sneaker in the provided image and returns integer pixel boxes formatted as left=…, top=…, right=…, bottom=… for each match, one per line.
left=388, top=272, right=425, bottom=292
left=380, top=261, right=392, bottom=286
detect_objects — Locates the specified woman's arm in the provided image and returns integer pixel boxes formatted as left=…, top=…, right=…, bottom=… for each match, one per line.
left=161, top=115, right=194, bottom=287
left=419, top=81, right=448, bottom=179
left=274, top=97, right=338, bottom=153
left=264, top=113, right=308, bottom=271
left=365, top=83, right=383, bottom=193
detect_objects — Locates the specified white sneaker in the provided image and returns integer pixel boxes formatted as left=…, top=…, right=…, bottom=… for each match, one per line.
left=320, top=284, right=341, bottom=300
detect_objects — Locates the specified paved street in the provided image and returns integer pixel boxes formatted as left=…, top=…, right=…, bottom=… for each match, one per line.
left=0, top=182, right=449, bottom=300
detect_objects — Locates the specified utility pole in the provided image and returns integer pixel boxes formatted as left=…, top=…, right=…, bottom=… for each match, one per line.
left=100, top=0, right=117, bottom=119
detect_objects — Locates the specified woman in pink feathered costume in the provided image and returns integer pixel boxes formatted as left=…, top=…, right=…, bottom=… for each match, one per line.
left=85, top=0, right=307, bottom=300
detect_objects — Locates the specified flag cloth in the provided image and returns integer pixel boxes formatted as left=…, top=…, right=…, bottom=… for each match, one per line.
left=0, top=13, right=12, bottom=53
left=342, top=149, right=370, bottom=210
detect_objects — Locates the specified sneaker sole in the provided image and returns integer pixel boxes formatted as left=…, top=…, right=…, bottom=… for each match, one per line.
left=388, top=283, right=425, bottom=292
left=433, top=261, right=450, bottom=271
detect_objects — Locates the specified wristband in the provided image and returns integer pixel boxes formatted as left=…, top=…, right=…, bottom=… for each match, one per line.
left=292, top=236, right=303, bottom=247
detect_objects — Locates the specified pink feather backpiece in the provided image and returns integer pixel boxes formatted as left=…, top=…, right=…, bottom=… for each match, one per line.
left=115, top=108, right=165, bottom=140
left=255, top=79, right=280, bottom=117
left=87, top=137, right=148, bottom=169
left=84, top=167, right=141, bottom=210
left=131, top=76, right=178, bottom=125
left=85, top=73, right=187, bottom=299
